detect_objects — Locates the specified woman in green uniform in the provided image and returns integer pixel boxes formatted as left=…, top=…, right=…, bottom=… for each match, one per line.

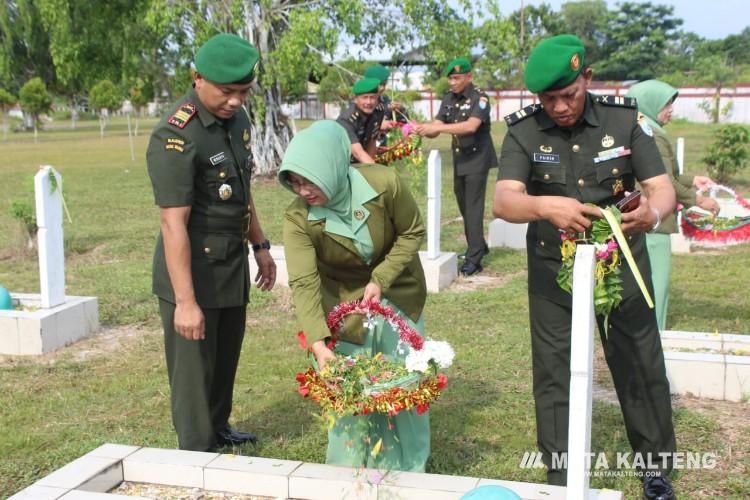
left=279, top=120, right=430, bottom=471
left=626, top=80, right=720, bottom=330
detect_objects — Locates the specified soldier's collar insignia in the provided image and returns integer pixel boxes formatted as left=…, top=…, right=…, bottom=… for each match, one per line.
left=539, top=145, right=552, bottom=153
left=168, top=102, right=197, bottom=129
left=354, top=209, right=365, bottom=220
left=601, top=134, right=614, bottom=148
left=570, top=53, right=581, bottom=71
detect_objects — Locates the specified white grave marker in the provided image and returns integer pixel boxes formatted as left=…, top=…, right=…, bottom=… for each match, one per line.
left=34, top=166, right=66, bottom=308
left=567, top=244, right=596, bottom=500
left=426, top=150, right=441, bottom=259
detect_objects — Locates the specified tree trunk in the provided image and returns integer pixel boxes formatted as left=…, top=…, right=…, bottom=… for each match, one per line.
left=241, top=2, right=294, bottom=177
left=99, top=113, right=106, bottom=138
left=33, top=119, right=38, bottom=143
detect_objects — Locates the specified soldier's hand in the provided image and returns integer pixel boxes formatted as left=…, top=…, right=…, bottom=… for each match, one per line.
left=544, top=196, right=601, bottom=234
left=697, top=195, right=720, bottom=216
left=415, top=123, right=440, bottom=138
left=311, top=340, right=336, bottom=372
left=254, top=249, right=276, bottom=291
left=692, top=175, right=714, bottom=191
left=174, top=300, right=205, bottom=341
left=620, top=195, right=657, bottom=234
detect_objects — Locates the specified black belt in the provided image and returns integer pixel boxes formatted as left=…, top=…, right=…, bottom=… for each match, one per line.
left=188, top=213, right=251, bottom=236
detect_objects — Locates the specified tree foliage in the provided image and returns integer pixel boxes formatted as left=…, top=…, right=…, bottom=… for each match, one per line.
left=703, top=125, right=750, bottom=183
left=19, top=77, right=51, bottom=125
left=89, top=79, right=122, bottom=112
left=594, top=2, right=682, bottom=80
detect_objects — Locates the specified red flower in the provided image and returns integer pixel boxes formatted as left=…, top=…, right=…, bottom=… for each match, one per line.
left=416, top=404, right=429, bottom=415
left=295, top=372, right=307, bottom=384
left=297, top=331, right=308, bottom=350
left=298, top=385, right=310, bottom=397
left=437, top=374, right=448, bottom=390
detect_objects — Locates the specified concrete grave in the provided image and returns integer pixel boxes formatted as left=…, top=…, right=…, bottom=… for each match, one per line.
left=488, top=218, right=528, bottom=250
left=9, top=443, right=624, bottom=499
left=0, top=166, right=99, bottom=355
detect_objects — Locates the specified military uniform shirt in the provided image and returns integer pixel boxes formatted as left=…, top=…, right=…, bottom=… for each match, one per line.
left=336, top=101, right=385, bottom=148
left=147, top=87, right=254, bottom=309
left=498, top=92, right=666, bottom=305
left=436, top=83, right=498, bottom=176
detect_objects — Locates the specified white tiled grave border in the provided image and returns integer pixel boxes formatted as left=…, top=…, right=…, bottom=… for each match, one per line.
left=662, top=330, right=750, bottom=402
left=0, top=293, right=99, bottom=355
left=10, top=444, right=624, bottom=500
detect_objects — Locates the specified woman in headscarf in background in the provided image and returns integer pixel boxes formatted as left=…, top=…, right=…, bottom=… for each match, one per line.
left=626, top=80, right=720, bottom=330
left=279, top=120, right=430, bottom=471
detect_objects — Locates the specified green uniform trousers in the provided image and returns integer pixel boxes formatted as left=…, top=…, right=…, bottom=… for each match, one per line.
left=159, top=299, right=246, bottom=451
left=646, top=233, right=672, bottom=331
left=325, top=301, right=431, bottom=472
left=529, top=293, right=676, bottom=485
left=453, top=170, right=489, bottom=266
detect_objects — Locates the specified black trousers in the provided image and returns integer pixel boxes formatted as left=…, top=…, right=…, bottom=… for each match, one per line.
left=159, top=299, right=247, bottom=451
left=529, top=293, right=676, bottom=485
left=453, top=170, right=489, bottom=265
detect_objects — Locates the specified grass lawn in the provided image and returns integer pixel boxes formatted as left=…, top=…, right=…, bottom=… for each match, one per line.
left=1, top=117, right=749, bottom=497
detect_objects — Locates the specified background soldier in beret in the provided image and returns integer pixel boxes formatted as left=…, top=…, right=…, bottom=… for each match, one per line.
left=493, top=34, right=677, bottom=500
left=146, top=33, right=276, bottom=452
left=336, top=77, right=386, bottom=164
left=416, top=57, right=497, bottom=276
left=364, top=64, right=407, bottom=123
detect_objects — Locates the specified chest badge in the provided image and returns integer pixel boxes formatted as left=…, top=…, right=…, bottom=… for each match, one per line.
left=612, top=178, right=624, bottom=197
left=539, top=145, right=553, bottom=153
left=353, top=209, right=365, bottom=221
left=218, top=183, right=233, bottom=201
left=601, top=134, right=615, bottom=148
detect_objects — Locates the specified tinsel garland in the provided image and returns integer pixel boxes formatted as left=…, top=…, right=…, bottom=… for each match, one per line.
left=374, top=122, right=422, bottom=165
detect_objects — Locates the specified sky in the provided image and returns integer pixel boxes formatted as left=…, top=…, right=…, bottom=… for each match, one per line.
left=502, top=0, right=749, bottom=40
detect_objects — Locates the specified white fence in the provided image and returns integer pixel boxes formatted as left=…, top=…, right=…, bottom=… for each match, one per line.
left=289, top=84, right=750, bottom=125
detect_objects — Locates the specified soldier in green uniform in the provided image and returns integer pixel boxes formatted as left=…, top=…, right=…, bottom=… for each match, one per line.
left=336, top=78, right=386, bottom=164
left=416, top=57, right=497, bottom=275
left=364, top=64, right=407, bottom=123
left=493, top=35, right=677, bottom=500
left=146, top=33, right=276, bottom=452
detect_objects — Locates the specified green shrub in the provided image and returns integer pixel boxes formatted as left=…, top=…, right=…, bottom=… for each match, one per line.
left=702, top=124, right=750, bottom=184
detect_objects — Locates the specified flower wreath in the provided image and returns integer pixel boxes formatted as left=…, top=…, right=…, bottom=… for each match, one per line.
left=555, top=206, right=653, bottom=335
left=375, top=122, right=423, bottom=165
left=680, top=184, right=750, bottom=247
left=295, top=300, right=453, bottom=417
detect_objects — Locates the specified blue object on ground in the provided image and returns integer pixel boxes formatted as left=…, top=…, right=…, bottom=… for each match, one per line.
left=460, top=485, right=522, bottom=500
left=0, top=286, right=13, bottom=310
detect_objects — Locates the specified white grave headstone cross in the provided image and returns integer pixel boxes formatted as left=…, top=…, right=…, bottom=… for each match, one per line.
left=426, top=150, right=442, bottom=259
left=34, top=165, right=66, bottom=308
left=567, top=244, right=596, bottom=500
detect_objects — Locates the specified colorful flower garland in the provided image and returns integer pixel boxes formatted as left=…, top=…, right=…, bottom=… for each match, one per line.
left=680, top=184, right=750, bottom=247
left=295, top=300, right=451, bottom=418
left=375, top=122, right=423, bottom=165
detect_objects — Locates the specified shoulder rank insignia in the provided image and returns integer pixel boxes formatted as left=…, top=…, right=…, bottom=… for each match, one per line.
left=596, top=95, right=636, bottom=108
left=504, top=103, right=542, bottom=126
left=168, top=103, right=197, bottom=129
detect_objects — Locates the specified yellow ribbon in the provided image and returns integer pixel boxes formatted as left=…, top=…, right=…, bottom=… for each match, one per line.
left=600, top=207, right=654, bottom=308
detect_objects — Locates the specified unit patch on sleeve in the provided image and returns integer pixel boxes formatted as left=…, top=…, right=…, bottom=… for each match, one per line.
left=167, top=103, right=197, bottom=129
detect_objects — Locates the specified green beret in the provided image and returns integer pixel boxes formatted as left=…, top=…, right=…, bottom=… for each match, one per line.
left=352, top=78, right=381, bottom=96
left=195, top=33, right=260, bottom=84
left=524, top=34, right=585, bottom=94
left=443, top=57, right=472, bottom=77
left=364, top=65, right=390, bottom=83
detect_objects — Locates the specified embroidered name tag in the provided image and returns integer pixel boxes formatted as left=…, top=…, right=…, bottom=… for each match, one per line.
left=533, top=153, right=560, bottom=163
left=209, top=152, right=227, bottom=166
left=594, top=146, right=631, bottom=164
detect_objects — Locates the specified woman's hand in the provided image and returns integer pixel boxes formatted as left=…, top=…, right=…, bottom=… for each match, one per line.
left=362, top=282, right=382, bottom=303
left=692, top=175, right=715, bottom=191
left=311, top=340, right=336, bottom=371
left=696, top=194, right=720, bottom=216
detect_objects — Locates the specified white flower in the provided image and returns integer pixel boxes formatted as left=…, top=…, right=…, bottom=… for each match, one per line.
left=404, top=339, right=455, bottom=373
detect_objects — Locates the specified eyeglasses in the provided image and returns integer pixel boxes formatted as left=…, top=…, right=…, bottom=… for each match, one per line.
left=288, top=178, right=318, bottom=191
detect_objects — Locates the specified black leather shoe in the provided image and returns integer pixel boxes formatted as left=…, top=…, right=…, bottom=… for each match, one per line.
left=460, top=262, right=483, bottom=276
left=216, top=424, right=257, bottom=446
left=643, top=475, right=675, bottom=500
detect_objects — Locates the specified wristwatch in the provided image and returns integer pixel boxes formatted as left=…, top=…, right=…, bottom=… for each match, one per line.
left=650, top=207, right=661, bottom=232
left=252, top=239, right=271, bottom=252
